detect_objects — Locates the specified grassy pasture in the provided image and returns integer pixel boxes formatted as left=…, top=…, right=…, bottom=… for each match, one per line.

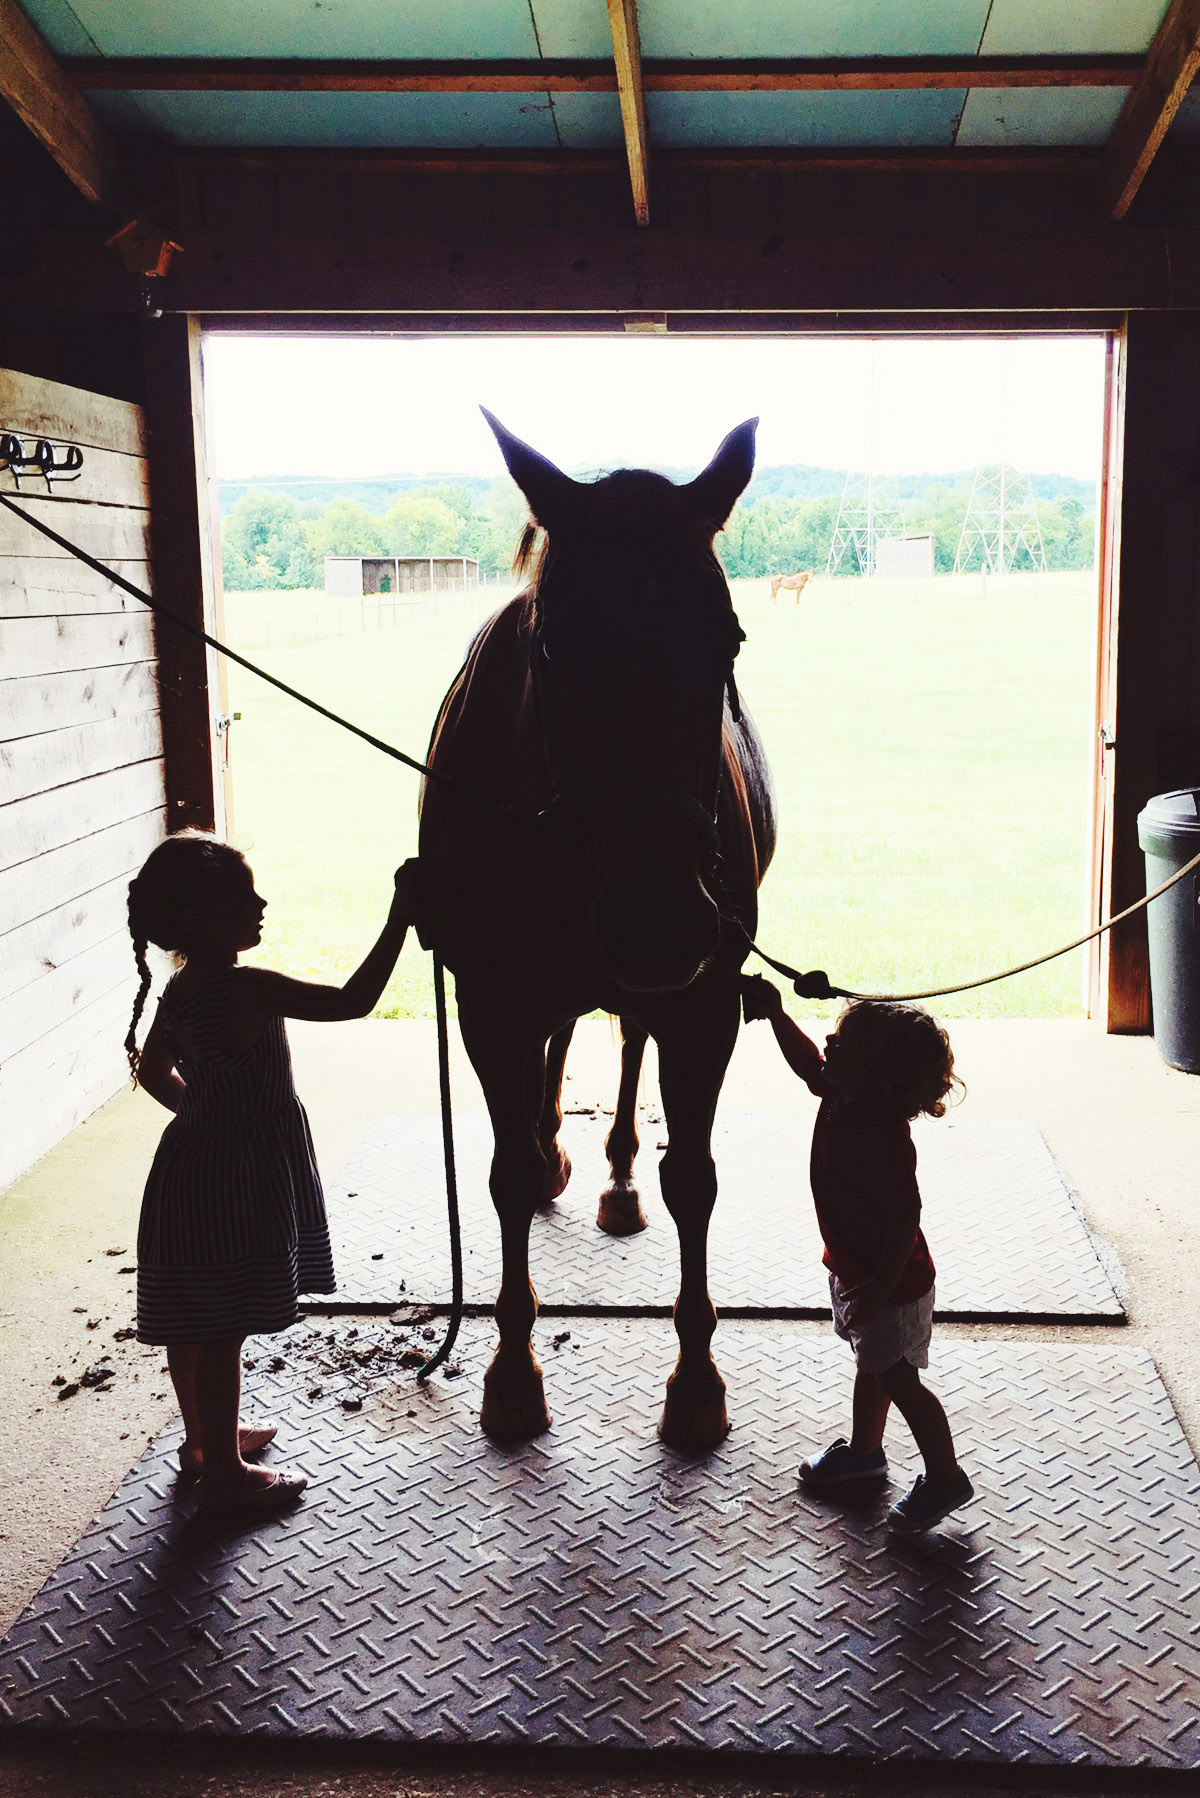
left=223, top=569, right=1096, bottom=1020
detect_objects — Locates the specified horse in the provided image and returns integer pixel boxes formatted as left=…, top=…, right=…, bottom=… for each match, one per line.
left=418, top=413, right=776, bottom=1450
left=770, top=569, right=814, bottom=602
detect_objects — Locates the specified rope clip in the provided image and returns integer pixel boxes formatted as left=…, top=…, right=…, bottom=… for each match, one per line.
left=792, top=969, right=842, bottom=1002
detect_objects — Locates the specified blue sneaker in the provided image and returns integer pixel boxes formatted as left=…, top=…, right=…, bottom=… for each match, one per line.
left=799, top=1438, right=888, bottom=1488
left=889, top=1468, right=974, bottom=1532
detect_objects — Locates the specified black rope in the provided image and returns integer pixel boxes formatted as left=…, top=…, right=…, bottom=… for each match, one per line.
left=0, top=492, right=449, bottom=786
left=418, top=955, right=463, bottom=1381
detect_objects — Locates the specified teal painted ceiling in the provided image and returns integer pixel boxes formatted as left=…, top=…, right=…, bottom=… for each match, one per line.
left=20, top=1, right=548, bottom=60
left=12, top=0, right=1195, bottom=154
left=19, top=0, right=1170, bottom=61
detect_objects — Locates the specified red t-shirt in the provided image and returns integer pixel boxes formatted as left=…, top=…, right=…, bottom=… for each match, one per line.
left=794, top=1045, right=935, bottom=1304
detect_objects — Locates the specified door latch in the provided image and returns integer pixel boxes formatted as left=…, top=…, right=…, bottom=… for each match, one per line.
left=215, top=712, right=240, bottom=770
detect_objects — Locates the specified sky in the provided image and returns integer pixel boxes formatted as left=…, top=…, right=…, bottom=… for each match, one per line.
left=203, top=332, right=1108, bottom=485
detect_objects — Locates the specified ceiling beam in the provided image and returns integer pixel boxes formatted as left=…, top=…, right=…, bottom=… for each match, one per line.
left=4, top=223, right=1195, bottom=316
left=606, top=0, right=650, bottom=226
left=0, top=0, right=117, bottom=204
left=1107, top=0, right=1200, bottom=217
left=176, top=144, right=1100, bottom=178
left=62, top=54, right=1143, bottom=94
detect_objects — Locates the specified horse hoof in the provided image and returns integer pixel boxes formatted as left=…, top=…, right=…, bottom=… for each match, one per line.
left=481, top=1393, right=552, bottom=1441
left=480, top=1358, right=551, bottom=1441
left=542, top=1148, right=572, bottom=1204
left=597, top=1183, right=647, bottom=1236
left=658, top=1370, right=730, bottom=1452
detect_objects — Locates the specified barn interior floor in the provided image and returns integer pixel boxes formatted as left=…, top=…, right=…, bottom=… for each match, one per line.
left=319, top=1113, right=1122, bottom=1318
left=2, top=1016, right=1200, bottom=1797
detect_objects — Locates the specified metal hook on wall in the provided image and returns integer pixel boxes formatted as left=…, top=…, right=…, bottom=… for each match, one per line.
left=0, top=432, right=85, bottom=488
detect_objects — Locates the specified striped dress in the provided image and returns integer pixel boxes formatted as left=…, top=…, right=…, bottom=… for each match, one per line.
left=136, top=967, right=336, bottom=1344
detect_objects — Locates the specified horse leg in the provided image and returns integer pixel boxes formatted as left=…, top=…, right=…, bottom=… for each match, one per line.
left=598, top=1017, right=649, bottom=1236
left=654, top=987, right=740, bottom=1451
left=538, top=1022, right=575, bottom=1203
left=458, top=998, right=553, bottom=1440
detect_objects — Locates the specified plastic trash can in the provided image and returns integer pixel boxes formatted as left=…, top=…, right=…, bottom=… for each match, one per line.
left=1137, top=788, right=1200, bottom=1072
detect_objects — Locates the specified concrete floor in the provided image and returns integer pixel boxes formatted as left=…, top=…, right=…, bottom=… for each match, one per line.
left=2, top=1014, right=1199, bottom=1795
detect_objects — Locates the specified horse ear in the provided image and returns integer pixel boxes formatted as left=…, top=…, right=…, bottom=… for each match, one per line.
left=481, top=407, right=581, bottom=528
left=684, top=418, right=758, bottom=530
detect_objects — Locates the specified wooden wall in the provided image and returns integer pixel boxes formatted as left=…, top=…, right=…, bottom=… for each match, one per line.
left=1097, top=312, right=1200, bottom=1032
left=0, top=368, right=166, bottom=1190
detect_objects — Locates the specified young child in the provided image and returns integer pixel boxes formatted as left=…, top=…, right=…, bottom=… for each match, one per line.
left=126, top=830, right=419, bottom=1516
left=741, top=975, right=973, bottom=1532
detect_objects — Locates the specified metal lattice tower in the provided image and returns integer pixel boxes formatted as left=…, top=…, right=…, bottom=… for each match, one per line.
left=953, top=462, right=1048, bottom=574
left=825, top=472, right=909, bottom=577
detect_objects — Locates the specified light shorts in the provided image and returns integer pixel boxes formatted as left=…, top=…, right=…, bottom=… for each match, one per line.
left=829, top=1271, right=934, bottom=1374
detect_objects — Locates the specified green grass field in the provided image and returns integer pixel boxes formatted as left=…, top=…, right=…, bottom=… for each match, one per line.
left=223, top=568, right=1097, bottom=1020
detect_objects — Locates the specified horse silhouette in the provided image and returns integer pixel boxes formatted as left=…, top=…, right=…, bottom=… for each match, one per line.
left=418, top=414, right=775, bottom=1448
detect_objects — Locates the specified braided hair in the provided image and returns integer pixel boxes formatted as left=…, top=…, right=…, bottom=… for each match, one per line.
left=124, top=831, right=248, bottom=1082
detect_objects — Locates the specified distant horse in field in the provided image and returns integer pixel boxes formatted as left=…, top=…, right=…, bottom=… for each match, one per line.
left=770, top=569, right=814, bottom=602
left=418, top=413, right=776, bottom=1449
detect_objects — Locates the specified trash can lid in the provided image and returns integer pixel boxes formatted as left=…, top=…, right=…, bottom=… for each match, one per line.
left=1138, top=788, right=1200, bottom=844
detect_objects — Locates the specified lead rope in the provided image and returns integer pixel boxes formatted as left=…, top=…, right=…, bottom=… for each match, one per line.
left=0, top=491, right=450, bottom=785
left=740, top=841, right=1200, bottom=1004
left=418, top=957, right=463, bottom=1380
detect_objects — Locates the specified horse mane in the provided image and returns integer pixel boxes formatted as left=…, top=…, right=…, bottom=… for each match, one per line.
left=512, top=521, right=546, bottom=585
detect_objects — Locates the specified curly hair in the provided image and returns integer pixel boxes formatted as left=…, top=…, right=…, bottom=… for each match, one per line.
left=831, top=999, right=962, bottom=1121
left=124, top=831, right=248, bottom=1082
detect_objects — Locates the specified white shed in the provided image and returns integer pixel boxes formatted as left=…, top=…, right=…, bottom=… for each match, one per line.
left=324, top=554, right=479, bottom=596
left=874, top=535, right=935, bottom=579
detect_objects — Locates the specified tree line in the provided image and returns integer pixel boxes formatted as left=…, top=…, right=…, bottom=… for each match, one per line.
left=220, top=478, right=1095, bottom=591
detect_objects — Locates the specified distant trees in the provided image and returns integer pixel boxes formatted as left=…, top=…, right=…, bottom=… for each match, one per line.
left=220, top=492, right=318, bottom=590
left=304, top=498, right=388, bottom=560
left=219, top=477, right=1095, bottom=590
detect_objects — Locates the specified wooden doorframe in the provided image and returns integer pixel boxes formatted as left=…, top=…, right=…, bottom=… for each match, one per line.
left=1089, top=327, right=1124, bottom=1022
left=195, top=311, right=1145, bottom=1021
left=1091, top=312, right=1176, bottom=1032
left=142, top=314, right=229, bottom=838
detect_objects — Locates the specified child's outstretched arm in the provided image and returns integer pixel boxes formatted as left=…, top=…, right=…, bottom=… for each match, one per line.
left=232, top=860, right=420, bottom=1025
left=740, top=975, right=825, bottom=1092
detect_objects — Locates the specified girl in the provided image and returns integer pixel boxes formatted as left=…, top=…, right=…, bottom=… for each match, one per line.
left=741, top=976, right=973, bottom=1532
left=126, top=830, right=419, bottom=1515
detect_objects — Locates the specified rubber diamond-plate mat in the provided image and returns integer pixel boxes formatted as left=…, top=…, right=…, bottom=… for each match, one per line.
left=319, top=1115, right=1121, bottom=1320
left=0, top=1329, right=1196, bottom=1766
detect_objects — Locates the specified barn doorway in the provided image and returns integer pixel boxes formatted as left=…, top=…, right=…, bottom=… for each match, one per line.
left=200, top=330, right=1110, bottom=1025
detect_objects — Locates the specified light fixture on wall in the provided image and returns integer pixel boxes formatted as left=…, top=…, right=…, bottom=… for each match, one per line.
left=105, top=218, right=184, bottom=319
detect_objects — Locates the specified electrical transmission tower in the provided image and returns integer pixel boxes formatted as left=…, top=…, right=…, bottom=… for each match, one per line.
left=953, top=463, right=1047, bottom=574
left=825, top=472, right=909, bottom=577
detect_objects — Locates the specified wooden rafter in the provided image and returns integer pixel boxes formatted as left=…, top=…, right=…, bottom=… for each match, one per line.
left=606, top=0, right=650, bottom=225
left=177, top=144, right=1100, bottom=178
left=62, top=54, right=1143, bottom=94
left=3, top=222, right=1194, bottom=316
left=0, top=0, right=117, bottom=204
left=1107, top=0, right=1200, bottom=217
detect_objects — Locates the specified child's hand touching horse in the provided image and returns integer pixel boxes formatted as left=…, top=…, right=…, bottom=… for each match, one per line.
left=224, top=856, right=421, bottom=1044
